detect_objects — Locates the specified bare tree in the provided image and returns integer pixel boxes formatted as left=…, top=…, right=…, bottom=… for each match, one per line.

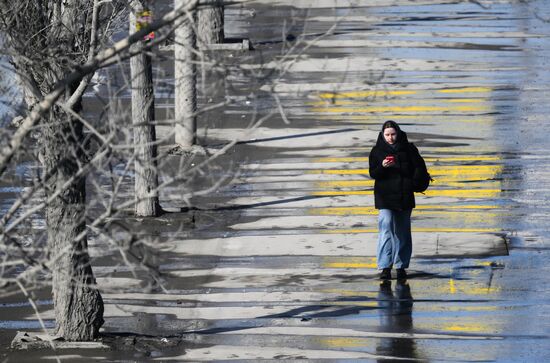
left=198, top=0, right=225, bottom=45
left=130, top=0, right=161, bottom=217
left=0, top=0, right=109, bottom=340
left=0, top=0, right=310, bottom=349
left=174, top=0, right=224, bottom=149
left=174, top=0, right=198, bottom=148
left=0, top=0, right=234, bottom=342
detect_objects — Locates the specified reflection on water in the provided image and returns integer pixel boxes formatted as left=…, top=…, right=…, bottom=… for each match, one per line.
left=377, top=280, right=416, bottom=361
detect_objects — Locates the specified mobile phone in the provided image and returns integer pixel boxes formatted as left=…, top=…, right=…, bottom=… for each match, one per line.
left=385, top=155, right=395, bottom=162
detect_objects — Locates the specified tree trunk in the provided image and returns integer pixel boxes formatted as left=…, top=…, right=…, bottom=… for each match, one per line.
left=197, top=1, right=224, bottom=45
left=43, top=104, right=104, bottom=341
left=174, top=0, right=197, bottom=148
left=130, top=2, right=161, bottom=217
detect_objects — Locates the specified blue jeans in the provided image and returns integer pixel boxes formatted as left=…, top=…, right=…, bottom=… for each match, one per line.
left=377, top=209, right=412, bottom=270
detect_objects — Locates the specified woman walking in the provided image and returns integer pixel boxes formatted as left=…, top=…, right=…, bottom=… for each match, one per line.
left=369, top=120, right=424, bottom=280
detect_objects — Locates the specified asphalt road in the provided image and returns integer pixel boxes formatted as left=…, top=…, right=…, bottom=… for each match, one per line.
left=2, top=0, right=550, bottom=361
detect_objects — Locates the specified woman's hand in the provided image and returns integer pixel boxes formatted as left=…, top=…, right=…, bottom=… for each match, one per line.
left=382, top=158, right=396, bottom=168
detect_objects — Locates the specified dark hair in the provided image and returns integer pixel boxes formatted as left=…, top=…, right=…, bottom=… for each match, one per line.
left=382, top=120, right=400, bottom=132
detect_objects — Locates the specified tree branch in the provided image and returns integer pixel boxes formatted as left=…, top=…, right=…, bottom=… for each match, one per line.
left=0, top=0, right=199, bottom=177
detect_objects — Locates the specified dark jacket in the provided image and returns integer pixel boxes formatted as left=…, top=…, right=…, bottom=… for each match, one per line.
left=369, top=131, right=421, bottom=210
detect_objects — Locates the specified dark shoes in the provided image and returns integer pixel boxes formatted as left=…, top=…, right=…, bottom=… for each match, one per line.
left=379, top=268, right=391, bottom=280
left=396, top=268, right=407, bottom=280
left=379, top=268, right=408, bottom=280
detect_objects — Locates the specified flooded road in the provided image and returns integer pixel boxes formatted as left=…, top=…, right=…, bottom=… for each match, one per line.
left=2, top=0, right=550, bottom=361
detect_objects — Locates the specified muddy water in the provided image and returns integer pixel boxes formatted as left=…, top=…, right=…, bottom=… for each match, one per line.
left=2, top=0, right=550, bottom=361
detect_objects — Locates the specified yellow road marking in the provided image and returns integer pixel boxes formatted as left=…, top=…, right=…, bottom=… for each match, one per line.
left=310, top=156, right=502, bottom=163
left=449, top=278, right=457, bottom=294
left=312, top=189, right=501, bottom=198
left=316, top=115, right=494, bottom=123
left=448, top=278, right=500, bottom=295
left=318, top=90, right=418, bottom=99
left=311, top=105, right=490, bottom=113
left=305, top=165, right=504, bottom=178
left=323, top=257, right=378, bottom=269
left=316, top=87, right=493, bottom=100
left=438, top=87, right=493, bottom=93
left=476, top=261, right=494, bottom=267
left=429, top=165, right=503, bottom=177
left=314, top=180, right=501, bottom=188
left=447, top=278, right=500, bottom=295
left=317, top=337, right=368, bottom=349
left=309, top=98, right=485, bottom=106
left=443, top=324, right=489, bottom=333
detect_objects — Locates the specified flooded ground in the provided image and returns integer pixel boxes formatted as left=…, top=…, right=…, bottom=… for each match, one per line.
left=2, top=0, right=550, bottom=361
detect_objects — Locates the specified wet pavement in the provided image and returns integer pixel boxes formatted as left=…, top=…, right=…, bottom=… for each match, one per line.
left=2, top=0, right=550, bottom=361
